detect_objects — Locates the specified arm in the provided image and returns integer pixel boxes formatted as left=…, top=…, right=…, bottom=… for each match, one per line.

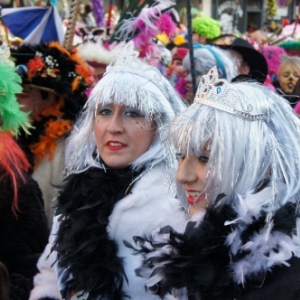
left=29, top=215, right=62, bottom=300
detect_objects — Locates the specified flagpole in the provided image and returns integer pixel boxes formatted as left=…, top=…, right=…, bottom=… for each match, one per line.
left=186, top=0, right=197, bottom=95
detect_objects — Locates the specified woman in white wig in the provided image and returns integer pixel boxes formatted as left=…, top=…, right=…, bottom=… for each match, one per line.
left=131, top=67, right=300, bottom=299
left=183, top=45, right=238, bottom=103
left=29, top=42, right=187, bottom=300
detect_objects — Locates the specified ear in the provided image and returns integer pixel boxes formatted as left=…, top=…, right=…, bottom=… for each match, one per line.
left=240, top=64, right=250, bottom=76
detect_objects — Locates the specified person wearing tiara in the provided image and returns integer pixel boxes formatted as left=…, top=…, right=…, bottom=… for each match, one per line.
left=29, top=42, right=187, bottom=300
left=130, top=67, right=300, bottom=299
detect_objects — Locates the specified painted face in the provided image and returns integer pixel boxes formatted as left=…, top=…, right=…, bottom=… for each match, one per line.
left=17, top=85, right=56, bottom=121
left=278, top=63, right=300, bottom=94
left=94, top=103, right=156, bottom=168
left=176, top=150, right=210, bottom=215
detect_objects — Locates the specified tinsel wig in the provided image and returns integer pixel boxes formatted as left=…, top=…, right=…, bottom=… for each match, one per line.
left=10, top=42, right=94, bottom=166
left=168, top=67, right=300, bottom=215
left=65, top=42, right=186, bottom=180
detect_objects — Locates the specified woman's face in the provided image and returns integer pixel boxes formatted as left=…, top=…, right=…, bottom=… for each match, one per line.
left=94, top=103, right=156, bottom=168
left=278, top=63, right=300, bottom=94
left=17, top=85, right=56, bottom=121
left=176, top=150, right=210, bottom=215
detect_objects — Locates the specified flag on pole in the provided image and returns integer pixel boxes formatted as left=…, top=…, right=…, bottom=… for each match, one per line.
left=2, top=6, right=64, bottom=44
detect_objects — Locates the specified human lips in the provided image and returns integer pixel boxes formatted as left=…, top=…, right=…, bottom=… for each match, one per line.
left=186, top=190, right=206, bottom=205
left=106, top=141, right=126, bottom=151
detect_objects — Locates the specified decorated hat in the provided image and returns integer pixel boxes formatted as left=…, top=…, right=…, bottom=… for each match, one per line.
left=10, top=42, right=94, bottom=121
left=9, top=42, right=94, bottom=167
left=172, top=47, right=189, bottom=63
left=218, top=38, right=268, bottom=84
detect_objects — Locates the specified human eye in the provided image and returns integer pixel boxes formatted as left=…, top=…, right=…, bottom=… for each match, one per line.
left=124, top=108, right=145, bottom=118
left=198, top=155, right=209, bottom=163
left=176, top=153, right=185, bottom=161
left=96, top=106, right=112, bottom=116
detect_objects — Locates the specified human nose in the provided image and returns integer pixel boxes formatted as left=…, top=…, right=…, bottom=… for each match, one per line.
left=106, top=113, right=124, bottom=133
left=176, top=157, right=197, bottom=184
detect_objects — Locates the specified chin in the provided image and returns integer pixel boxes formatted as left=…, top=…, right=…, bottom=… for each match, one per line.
left=102, top=159, right=131, bottom=169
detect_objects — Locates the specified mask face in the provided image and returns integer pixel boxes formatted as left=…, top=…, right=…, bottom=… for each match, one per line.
left=16, top=85, right=56, bottom=121
left=94, top=103, right=156, bottom=168
left=278, top=63, right=300, bottom=94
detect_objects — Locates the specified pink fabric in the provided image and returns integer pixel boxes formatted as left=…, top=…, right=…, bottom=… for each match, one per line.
left=294, top=101, right=300, bottom=114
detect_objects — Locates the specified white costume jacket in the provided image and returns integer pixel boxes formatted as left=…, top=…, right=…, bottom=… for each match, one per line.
left=29, top=164, right=186, bottom=300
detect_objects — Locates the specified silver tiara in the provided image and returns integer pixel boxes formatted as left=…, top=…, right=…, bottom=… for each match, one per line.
left=194, top=67, right=265, bottom=121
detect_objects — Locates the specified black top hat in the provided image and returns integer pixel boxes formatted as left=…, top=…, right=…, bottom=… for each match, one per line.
left=219, top=38, right=268, bottom=84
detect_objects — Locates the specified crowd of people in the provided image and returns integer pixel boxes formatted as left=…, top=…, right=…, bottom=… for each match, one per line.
left=1, top=1, right=300, bottom=299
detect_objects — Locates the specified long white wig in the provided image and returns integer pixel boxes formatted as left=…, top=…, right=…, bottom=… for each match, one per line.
left=169, top=69, right=300, bottom=213
left=182, top=45, right=238, bottom=83
left=64, top=42, right=186, bottom=176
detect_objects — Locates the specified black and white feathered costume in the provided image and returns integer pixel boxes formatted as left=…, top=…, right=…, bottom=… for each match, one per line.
left=131, top=188, right=300, bottom=300
left=29, top=164, right=186, bottom=300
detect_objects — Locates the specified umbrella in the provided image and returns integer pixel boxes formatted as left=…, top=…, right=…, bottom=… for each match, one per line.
left=1, top=6, right=64, bottom=44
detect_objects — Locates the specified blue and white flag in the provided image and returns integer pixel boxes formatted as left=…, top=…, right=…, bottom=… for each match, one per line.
left=2, top=6, right=64, bottom=44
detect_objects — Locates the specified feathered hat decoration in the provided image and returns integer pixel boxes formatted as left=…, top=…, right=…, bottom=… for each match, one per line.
left=10, top=42, right=94, bottom=167
left=109, top=0, right=178, bottom=64
left=0, top=44, right=30, bottom=135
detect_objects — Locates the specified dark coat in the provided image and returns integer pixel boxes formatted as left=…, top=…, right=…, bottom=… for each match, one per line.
left=0, top=173, right=49, bottom=300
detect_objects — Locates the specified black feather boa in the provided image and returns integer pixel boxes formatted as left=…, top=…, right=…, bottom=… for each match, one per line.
left=129, top=197, right=299, bottom=300
left=52, top=166, right=144, bottom=300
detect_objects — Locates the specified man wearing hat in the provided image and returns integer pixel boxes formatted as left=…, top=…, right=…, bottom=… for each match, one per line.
left=219, top=38, right=268, bottom=84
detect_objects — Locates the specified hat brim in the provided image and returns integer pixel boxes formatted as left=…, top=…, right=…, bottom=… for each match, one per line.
left=218, top=44, right=268, bottom=84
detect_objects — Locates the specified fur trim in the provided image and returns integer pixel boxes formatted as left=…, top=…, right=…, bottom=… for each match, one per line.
left=130, top=190, right=300, bottom=298
left=78, top=41, right=126, bottom=67
left=52, top=166, right=145, bottom=299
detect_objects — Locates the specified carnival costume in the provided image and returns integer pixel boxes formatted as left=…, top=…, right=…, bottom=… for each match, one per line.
left=10, top=42, right=93, bottom=224
left=130, top=67, right=300, bottom=300
left=29, top=42, right=187, bottom=300
left=0, top=44, right=49, bottom=300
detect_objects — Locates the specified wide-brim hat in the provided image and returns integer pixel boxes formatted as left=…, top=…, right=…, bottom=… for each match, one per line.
left=10, top=42, right=94, bottom=121
left=218, top=38, right=268, bottom=84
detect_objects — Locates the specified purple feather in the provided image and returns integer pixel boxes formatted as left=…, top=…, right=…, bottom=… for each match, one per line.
left=91, top=0, right=105, bottom=27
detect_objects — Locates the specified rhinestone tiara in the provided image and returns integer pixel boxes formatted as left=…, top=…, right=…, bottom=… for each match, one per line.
left=194, top=67, right=265, bottom=121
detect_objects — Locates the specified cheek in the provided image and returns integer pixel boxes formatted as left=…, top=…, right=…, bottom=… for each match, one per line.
left=198, top=166, right=207, bottom=185
left=93, top=120, right=104, bottom=141
left=17, top=96, right=35, bottom=112
left=131, top=128, right=155, bottom=153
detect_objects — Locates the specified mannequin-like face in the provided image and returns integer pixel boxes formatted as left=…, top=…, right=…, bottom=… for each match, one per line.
left=94, top=103, right=156, bottom=168
left=17, top=85, right=56, bottom=121
left=278, top=63, right=300, bottom=94
left=176, top=148, right=210, bottom=216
